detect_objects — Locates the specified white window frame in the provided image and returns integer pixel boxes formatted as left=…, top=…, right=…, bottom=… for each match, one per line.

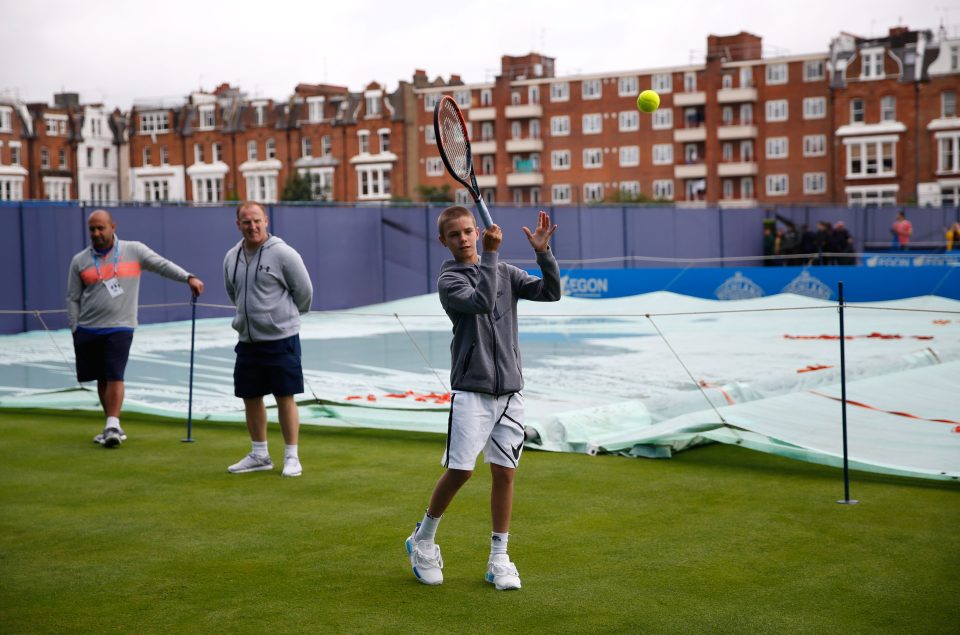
left=936, top=132, right=960, bottom=173
left=139, top=111, right=169, bottom=134
left=247, top=141, right=257, bottom=161
left=652, top=144, right=673, bottom=165
left=551, top=150, right=571, bottom=170
left=0, top=107, right=12, bottom=132
left=582, top=113, right=602, bottom=135
left=425, top=157, right=444, bottom=177
left=199, top=105, right=215, bottom=130
left=301, top=137, right=312, bottom=158
left=652, top=73, right=672, bottom=93
left=619, top=146, right=640, bottom=167
left=765, top=137, right=788, bottom=159
left=424, top=93, right=441, bottom=112
left=803, top=172, right=827, bottom=194
left=619, top=110, right=639, bottom=132
left=266, top=138, right=276, bottom=160
left=683, top=72, right=697, bottom=92
left=652, top=108, right=673, bottom=130
left=881, top=96, right=896, bottom=122
left=860, top=47, right=884, bottom=80
left=356, top=164, right=392, bottom=200
left=620, top=181, right=640, bottom=198
left=583, top=183, right=604, bottom=202
left=454, top=89, right=471, bottom=108
left=766, top=174, right=788, bottom=196
left=550, top=82, right=569, bottom=102
left=766, top=63, right=788, bottom=85
left=582, top=79, right=602, bottom=100
left=804, top=60, right=825, bottom=81
left=582, top=148, right=603, bottom=168
left=551, top=116, right=570, bottom=137
left=803, top=97, right=826, bottom=119
left=307, top=96, right=325, bottom=122
left=844, top=136, right=897, bottom=178
left=552, top=184, right=571, bottom=204
left=618, top=76, right=638, bottom=96
left=653, top=179, right=674, bottom=200
left=803, top=134, right=826, bottom=157
left=765, top=100, right=788, bottom=122
left=357, top=130, right=370, bottom=154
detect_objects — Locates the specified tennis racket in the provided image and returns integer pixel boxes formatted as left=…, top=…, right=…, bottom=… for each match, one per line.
left=433, top=95, right=494, bottom=228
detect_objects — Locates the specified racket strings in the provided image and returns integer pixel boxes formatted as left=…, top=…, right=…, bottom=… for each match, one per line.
left=437, top=103, right=470, bottom=178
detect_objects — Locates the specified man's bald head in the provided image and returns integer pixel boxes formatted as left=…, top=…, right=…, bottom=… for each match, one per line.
left=88, top=209, right=117, bottom=251
left=88, top=209, right=115, bottom=225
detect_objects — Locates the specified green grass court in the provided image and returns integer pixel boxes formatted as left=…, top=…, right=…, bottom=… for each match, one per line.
left=1, top=411, right=957, bottom=634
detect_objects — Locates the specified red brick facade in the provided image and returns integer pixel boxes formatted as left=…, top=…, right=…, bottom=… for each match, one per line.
left=4, top=25, right=958, bottom=207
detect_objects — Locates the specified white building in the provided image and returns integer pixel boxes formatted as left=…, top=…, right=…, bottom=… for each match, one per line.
left=77, top=105, right=120, bottom=204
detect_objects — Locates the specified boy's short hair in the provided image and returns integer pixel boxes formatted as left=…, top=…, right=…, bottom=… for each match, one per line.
left=437, top=206, right=475, bottom=236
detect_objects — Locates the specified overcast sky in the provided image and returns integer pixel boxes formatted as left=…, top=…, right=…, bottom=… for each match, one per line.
left=1, top=0, right=950, bottom=110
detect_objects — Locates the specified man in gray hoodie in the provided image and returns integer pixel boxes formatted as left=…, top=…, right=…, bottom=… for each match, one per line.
left=223, top=201, right=313, bottom=477
left=405, top=206, right=560, bottom=590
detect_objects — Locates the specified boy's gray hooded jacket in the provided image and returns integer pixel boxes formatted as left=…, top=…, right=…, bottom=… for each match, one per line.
left=224, top=235, right=313, bottom=343
left=438, top=250, right=560, bottom=396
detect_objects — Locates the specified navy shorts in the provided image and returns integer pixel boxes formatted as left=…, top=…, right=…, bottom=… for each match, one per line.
left=73, top=329, right=134, bottom=383
left=234, top=334, right=304, bottom=399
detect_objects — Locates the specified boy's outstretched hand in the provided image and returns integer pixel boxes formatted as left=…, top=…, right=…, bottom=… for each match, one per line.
left=523, top=211, right=558, bottom=253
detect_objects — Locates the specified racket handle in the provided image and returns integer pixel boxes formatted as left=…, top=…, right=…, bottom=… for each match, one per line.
left=475, top=195, right=494, bottom=229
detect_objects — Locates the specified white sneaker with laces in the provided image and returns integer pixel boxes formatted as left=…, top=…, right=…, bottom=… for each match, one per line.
left=101, top=427, right=125, bottom=448
left=227, top=453, right=274, bottom=473
left=93, top=428, right=127, bottom=445
left=485, top=553, right=521, bottom=590
left=405, top=524, right=443, bottom=585
left=282, top=456, right=302, bottom=477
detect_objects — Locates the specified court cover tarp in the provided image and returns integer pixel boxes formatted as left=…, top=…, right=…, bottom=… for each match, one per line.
left=1, top=292, right=957, bottom=480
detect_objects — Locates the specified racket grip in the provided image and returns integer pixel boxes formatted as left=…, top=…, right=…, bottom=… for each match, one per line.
left=475, top=195, right=494, bottom=229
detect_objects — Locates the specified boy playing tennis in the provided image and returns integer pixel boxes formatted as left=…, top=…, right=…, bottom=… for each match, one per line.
left=405, top=206, right=560, bottom=590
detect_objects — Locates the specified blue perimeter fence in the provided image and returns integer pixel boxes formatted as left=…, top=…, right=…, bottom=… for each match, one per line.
left=2, top=202, right=959, bottom=334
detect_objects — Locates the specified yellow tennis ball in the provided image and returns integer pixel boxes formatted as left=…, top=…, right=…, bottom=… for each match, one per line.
left=637, top=89, right=660, bottom=113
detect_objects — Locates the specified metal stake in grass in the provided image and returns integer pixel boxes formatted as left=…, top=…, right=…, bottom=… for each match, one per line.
left=836, top=282, right=857, bottom=505
left=182, top=296, right=197, bottom=443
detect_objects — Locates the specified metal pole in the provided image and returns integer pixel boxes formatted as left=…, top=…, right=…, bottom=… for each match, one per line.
left=182, top=295, right=197, bottom=443
left=836, top=281, right=857, bottom=504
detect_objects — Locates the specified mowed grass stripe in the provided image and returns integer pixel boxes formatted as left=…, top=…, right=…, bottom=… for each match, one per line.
left=0, top=411, right=957, bottom=634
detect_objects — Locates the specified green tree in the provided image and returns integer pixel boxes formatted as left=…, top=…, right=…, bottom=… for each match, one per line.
left=280, top=171, right=313, bottom=201
left=416, top=184, right=454, bottom=203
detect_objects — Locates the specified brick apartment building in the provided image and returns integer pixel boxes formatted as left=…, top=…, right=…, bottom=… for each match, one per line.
left=1, top=23, right=957, bottom=207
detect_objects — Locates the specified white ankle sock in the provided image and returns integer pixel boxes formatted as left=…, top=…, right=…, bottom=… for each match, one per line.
left=106, top=416, right=120, bottom=430
left=285, top=444, right=299, bottom=460
left=490, top=532, right=509, bottom=557
left=416, top=511, right=441, bottom=542
left=252, top=441, right=269, bottom=457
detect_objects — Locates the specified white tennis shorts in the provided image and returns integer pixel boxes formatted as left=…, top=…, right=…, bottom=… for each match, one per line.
left=442, top=391, right=525, bottom=470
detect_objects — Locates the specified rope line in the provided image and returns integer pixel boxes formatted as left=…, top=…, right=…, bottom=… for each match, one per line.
left=645, top=314, right=729, bottom=425
left=4, top=304, right=959, bottom=318
left=31, top=311, right=81, bottom=387
left=393, top=313, right=449, bottom=393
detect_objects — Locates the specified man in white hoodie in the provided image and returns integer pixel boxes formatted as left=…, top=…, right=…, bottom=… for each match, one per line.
left=223, top=201, right=314, bottom=477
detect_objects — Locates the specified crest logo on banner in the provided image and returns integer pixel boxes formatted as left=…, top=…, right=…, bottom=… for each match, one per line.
left=782, top=271, right=832, bottom=300
left=714, top=272, right=764, bottom=300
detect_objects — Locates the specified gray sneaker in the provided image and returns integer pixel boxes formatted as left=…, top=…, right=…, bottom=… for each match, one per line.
left=101, top=427, right=125, bottom=449
left=93, top=429, right=128, bottom=445
left=228, top=453, right=274, bottom=473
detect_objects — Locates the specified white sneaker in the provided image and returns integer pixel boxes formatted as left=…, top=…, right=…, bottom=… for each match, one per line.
left=405, top=524, right=443, bottom=585
left=101, top=427, right=126, bottom=449
left=282, top=456, right=302, bottom=477
left=93, top=428, right=127, bottom=446
left=485, top=554, right=521, bottom=590
left=227, top=453, right=273, bottom=473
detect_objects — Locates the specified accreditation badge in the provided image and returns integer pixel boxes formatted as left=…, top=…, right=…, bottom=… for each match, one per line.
left=103, top=277, right=124, bottom=298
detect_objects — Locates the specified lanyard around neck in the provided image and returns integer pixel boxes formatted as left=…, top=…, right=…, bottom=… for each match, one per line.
left=92, top=242, right=119, bottom=281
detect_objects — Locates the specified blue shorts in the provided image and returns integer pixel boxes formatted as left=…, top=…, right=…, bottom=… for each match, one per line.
left=233, top=334, right=304, bottom=399
left=73, top=329, right=134, bottom=383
